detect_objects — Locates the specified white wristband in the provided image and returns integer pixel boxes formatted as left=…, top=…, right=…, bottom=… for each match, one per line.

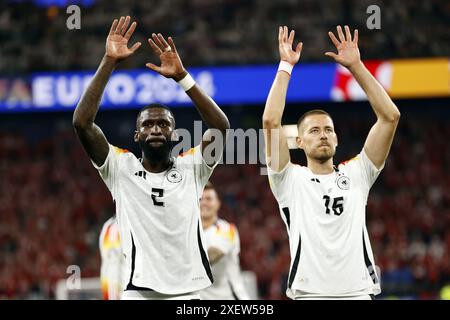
left=278, top=61, right=294, bottom=75
left=177, top=73, right=196, bottom=91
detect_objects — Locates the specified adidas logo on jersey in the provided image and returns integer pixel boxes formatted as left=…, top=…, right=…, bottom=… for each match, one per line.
left=134, top=171, right=147, bottom=180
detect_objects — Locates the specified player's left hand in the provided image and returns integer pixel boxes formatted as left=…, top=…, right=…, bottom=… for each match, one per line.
left=325, top=25, right=361, bottom=69
left=146, top=34, right=187, bottom=81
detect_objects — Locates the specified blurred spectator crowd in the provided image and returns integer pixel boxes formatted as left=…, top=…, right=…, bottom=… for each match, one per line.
left=0, top=109, right=448, bottom=299
left=0, top=0, right=449, bottom=75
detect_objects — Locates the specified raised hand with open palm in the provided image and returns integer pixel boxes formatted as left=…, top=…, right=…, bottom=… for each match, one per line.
left=325, top=25, right=361, bottom=69
left=105, top=16, right=141, bottom=62
left=146, top=33, right=187, bottom=82
left=278, top=26, right=303, bottom=66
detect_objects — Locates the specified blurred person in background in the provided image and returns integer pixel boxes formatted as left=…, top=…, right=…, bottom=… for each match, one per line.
left=199, top=182, right=250, bottom=300
left=263, top=25, right=400, bottom=300
left=99, top=216, right=123, bottom=300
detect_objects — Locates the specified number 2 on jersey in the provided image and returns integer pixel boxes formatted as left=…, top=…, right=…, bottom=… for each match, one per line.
left=322, top=195, right=344, bottom=216
left=151, top=188, right=164, bottom=207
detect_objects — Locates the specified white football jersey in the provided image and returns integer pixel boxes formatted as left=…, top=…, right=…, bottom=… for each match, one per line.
left=93, top=144, right=216, bottom=295
left=268, top=149, right=382, bottom=298
left=99, top=216, right=124, bottom=300
left=200, top=219, right=250, bottom=300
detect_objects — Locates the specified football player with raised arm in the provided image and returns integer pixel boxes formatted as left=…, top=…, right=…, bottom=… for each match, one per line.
left=73, top=16, right=229, bottom=300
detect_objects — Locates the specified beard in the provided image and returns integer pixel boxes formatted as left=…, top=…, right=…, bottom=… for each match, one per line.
left=138, top=138, right=173, bottom=163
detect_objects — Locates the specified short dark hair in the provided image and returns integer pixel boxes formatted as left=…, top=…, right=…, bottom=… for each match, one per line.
left=136, top=103, right=176, bottom=128
left=297, top=109, right=332, bottom=130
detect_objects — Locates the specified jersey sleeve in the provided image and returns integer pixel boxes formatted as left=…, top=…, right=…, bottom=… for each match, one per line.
left=98, top=220, right=109, bottom=261
left=193, top=145, right=219, bottom=189
left=233, top=227, right=241, bottom=256
left=99, top=218, right=117, bottom=260
left=267, top=162, right=295, bottom=204
left=91, top=144, right=124, bottom=200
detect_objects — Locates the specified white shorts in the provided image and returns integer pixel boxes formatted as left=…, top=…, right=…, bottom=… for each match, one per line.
left=122, top=290, right=200, bottom=300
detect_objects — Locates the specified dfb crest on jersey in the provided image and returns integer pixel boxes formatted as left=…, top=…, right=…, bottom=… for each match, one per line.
left=167, top=169, right=182, bottom=183
left=337, top=175, right=350, bottom=190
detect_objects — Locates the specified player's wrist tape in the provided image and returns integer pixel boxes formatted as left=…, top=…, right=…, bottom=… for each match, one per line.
left=278, top=61, right=294, bottom=75
left=177, top=73, right=196, bottom=91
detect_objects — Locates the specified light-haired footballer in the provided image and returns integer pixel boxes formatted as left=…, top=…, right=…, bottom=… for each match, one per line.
left=263, top=25, right=400, bottom=300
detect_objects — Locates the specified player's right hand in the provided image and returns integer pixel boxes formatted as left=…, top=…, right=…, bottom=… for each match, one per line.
left=105, top=16, right=141, bottom=62
left=278, top=26, right=303, bottom=66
